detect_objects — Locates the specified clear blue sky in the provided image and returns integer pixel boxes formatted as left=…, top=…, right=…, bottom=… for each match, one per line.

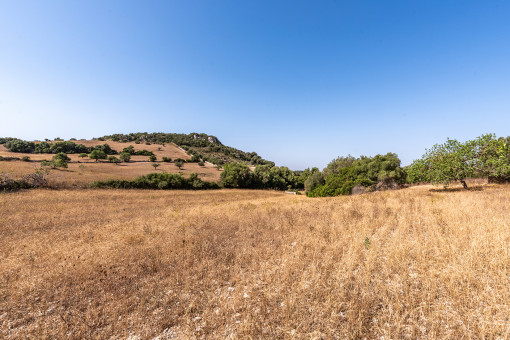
left=1, top=1, right=510, bottom=170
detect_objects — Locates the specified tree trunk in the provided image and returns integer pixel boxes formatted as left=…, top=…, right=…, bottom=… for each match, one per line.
left=460, top=180, right=468, bottom=189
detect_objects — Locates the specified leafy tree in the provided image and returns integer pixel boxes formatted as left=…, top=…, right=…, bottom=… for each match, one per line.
left=149, top=155, right=157, bottom=162
left=119, top=152, right=131, bottom=163
left=220, top=163, right=253, bottom=188
left=190, top=154, right=201, bottom=162
left=79, top=153, right=88, bottom=159
left=53, top=152, right=71, bottom=162
left=175, top=159, right=184, bottom=169
left=323, top=155, right=356, bottom=175
left=152, top=163, right=160, bottom=170
left=473, top=134, right=510, bottom=182
left=90, top=150, right=107, bottom=162
left=304, top=172, right=325, bottom=193
left=162, top=157, right=172, bottom=162
left=122, top=145, right=135, bottom=154
left=410, top=139, right=476, bottom=189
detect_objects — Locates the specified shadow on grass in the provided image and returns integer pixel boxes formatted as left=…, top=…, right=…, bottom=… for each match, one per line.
left=429, top=186, right=484, bottom=193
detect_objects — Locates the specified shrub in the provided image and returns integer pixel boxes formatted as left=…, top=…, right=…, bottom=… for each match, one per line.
left=149, top=155, right=157, bottom=162
left=108, top=156, right=121, bottom=165
left=21, top=156, right=31, bottom=162
left=162, top=157, right=172, bottom=162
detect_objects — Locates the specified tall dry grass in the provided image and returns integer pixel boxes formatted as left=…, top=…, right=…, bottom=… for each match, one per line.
left=1, top=186, right=510, bottom=338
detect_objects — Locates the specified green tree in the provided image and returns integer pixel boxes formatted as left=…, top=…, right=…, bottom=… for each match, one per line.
left=220, top=163, right=253, bottom=188
left=415, top=138, right=476, bottom=189
left=175, top=159, right=184, bottom=169
left=152, top=163, right=160, bottom=170
left=304, top=172, right=325, bottom=193
left=473, top=134, right=510, bottom=182
left=119, top=152, right=131, bottom=163
left=90, top=150, right=107, bottom=162
left=79, top=153, right=88, bottom=160
left=149, top=154, right=157, bottom=162
left=53, top=152, right=71, bottom=163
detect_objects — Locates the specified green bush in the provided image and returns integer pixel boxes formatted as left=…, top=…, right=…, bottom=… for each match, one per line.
left=162, top=157, right=172, bottom=162
left=108, top=156, right=121, bottom=165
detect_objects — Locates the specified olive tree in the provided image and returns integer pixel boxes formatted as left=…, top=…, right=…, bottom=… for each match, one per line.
left=90, top=150, right=107, bottom=162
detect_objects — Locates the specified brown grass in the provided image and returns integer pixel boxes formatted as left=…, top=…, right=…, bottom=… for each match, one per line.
left=0, top=142, right=222, bottom=187
left=1, top=185, right=510, bottom=338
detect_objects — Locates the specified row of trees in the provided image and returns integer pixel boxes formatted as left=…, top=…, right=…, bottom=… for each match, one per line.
left=220, top=163, right=307, bottom=190
left=3, top=139, right=118, bottom=155
left=407, top=134, right=510, bottom=188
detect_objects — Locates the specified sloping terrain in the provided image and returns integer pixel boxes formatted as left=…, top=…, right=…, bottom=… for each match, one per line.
left=0, top=140, right=222, bottom=187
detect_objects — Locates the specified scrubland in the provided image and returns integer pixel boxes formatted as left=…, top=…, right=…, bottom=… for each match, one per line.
left=0, top=142, right=222, bottom=187
left=1, top=185, right=510, bottom=339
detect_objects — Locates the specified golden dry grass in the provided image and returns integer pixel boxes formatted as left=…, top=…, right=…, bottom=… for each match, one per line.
left=0, top=142, right=222, bottom=186
left=1, top=185, right=510, bottom=338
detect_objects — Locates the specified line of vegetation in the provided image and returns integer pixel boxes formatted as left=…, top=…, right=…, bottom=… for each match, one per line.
left=3, top=139, right=118, bottom=155
left=90, top=172, right=219, bottom=190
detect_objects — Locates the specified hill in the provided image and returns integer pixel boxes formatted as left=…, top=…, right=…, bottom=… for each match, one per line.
left=99, top=132, right=274, bottom=167
left=0, top=139, right=223, bottom=187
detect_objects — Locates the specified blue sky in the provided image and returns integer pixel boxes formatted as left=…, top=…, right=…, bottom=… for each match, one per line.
left=1, top=1, right=510, bottom=170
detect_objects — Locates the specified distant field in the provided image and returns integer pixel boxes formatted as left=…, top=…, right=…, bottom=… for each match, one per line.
left=0, top=140, right=222, bottom=186
left=1, top=185, right=509, bottom=338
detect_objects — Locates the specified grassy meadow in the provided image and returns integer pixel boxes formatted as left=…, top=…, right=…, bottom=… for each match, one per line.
left=1, top=184, right=510, bottom=338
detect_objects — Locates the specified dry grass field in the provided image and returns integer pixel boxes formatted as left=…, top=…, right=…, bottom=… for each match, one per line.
left=0, top=141, right=222, bottom=186
left=1, top=184, right=510, bottom=339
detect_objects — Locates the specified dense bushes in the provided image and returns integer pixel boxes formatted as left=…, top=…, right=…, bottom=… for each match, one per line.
left=307, top=153, right=406, bottom=197
left=91, top=172, right=219, bottom=190
left=220, top=163, right=305, bottom=189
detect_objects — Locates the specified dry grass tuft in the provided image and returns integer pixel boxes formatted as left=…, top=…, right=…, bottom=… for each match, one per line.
left=1, top=185, right=510, bottom=338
